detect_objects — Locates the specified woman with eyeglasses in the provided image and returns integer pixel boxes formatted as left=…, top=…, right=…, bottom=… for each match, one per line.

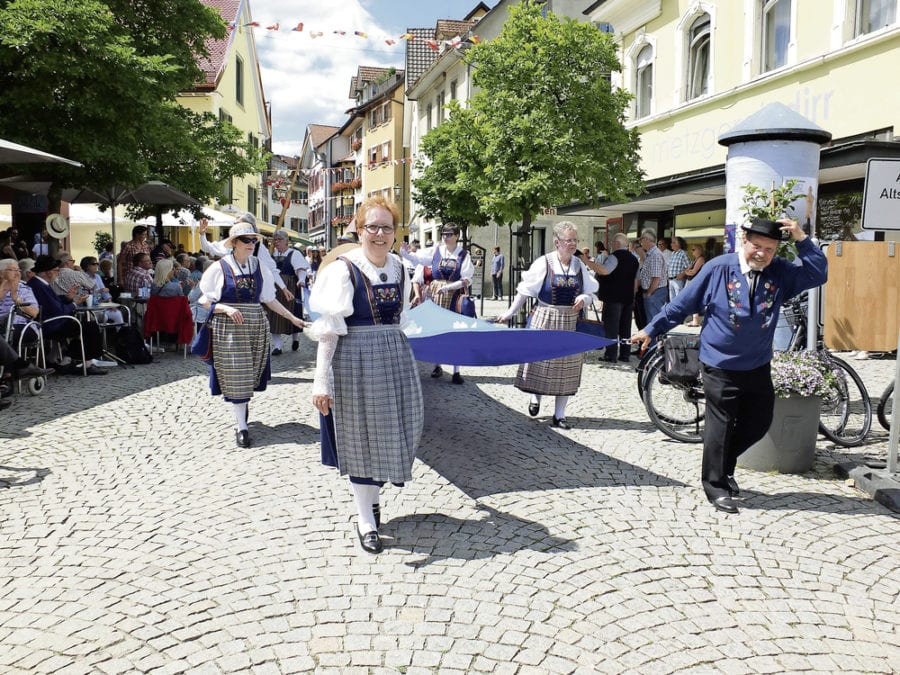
left=400, top=222, right=474, bottom=384
left=309, top=196, right=423, bottom=555
left=198, top=222, right=305, bottom=449
left=496, top=221, right=599, bottom=429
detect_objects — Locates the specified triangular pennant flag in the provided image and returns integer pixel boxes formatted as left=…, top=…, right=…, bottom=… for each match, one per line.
left=426, top=40, right=439, bottom=51
left=334, top=30, right=346, bottom=36
left=292, top=22, right=304, bottom=32
left=469, top=35, right=482, bottom=44
left=354, top=31, right=369, bottom=39
left=385, top=39, right=396, bottom=45
left=266, top=23, right=280, bottom=31
left=310, top=31, right=323, bottom=38
left=245, top=21, right=260, bottom=27
left=400, top=33, right=414, bottom=40
left=227, top=21, right=236, bottom=31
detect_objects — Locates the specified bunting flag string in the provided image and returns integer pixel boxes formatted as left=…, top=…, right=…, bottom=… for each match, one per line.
left=227, top=19, right=478, bottom=51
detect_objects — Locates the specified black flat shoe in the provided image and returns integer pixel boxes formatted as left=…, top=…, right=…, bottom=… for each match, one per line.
left=357, top=529, right=383, bottom=554
left=528, top=402, right=539, bottom=417
left=431, top=366, right=443, bottom=378
left=712, top=496, right=739, bottom=514
left=451, top=372, right=464, bottom=384
left=725, top=475, right=740, bottom=497
left=551, top=417, right=571, bottom=429
left=271, top=348, right=282, bottom=356
left=0, top=398, right=11, bottom=410
left=292, top=339, right=300, bottom=351
left=372, top=504, right=381, bottom=528
left=235, top=430, right=251, bottom=448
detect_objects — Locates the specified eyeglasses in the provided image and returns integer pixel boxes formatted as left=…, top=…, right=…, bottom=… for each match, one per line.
left=363, top=224, right=395, bottom=235
left=3, top=268, right=20, bottom=273
left=235, top=236, right=256, bottom=244
left=557, top=238, right=579, bottom=245
left=441, top=232, right=457, bottom=238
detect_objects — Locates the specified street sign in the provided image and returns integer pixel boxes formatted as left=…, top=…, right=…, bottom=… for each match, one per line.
left=861, top=158, right=900, bottom=230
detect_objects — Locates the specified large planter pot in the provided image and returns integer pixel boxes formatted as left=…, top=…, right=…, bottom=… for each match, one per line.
left=738, top=395, right=822, bottom=474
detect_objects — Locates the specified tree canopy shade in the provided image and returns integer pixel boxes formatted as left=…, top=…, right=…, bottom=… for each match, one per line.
left=0, top=0, right=267, bottom=212
left=413, top=1, right=644, bottom=243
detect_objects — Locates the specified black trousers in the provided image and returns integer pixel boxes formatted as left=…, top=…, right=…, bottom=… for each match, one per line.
left=701, top=362, right=774, bottom=500
left=633, top=288, right=647, bottom=331
left=601, top=301, right=633, bottom=361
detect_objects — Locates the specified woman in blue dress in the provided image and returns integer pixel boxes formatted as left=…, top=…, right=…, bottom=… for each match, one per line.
left=198, top=223, right=305, bottom=448
left=309, top=196, right=424, bottom=555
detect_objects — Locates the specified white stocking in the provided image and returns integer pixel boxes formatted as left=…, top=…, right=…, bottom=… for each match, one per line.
left=554, top=395, right=569, bottom=420
left=233, top=402, right=248, bottom=431
left=351, top=482, right=377, bottom=535
left=531, top=394, right=541, bottom=406
left=271, top=334, right=283, bottom=350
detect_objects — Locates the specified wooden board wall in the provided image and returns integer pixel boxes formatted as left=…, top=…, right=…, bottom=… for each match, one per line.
left=824, top=241, right=899, bottom=352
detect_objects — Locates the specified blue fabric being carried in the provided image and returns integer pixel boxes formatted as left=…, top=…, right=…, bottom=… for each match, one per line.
left=404, top=300, right=614, bottom=366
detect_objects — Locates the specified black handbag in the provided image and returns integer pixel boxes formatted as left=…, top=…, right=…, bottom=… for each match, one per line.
left=576, top=304, right=605, bottom=338
left=663, top=334, right=701, bottom=385
left=190, top=302, right=216, bottom=361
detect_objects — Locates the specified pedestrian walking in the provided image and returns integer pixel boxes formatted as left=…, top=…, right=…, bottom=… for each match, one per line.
left=309, top=196, right=424, bottom=555
left=197, top=222, right=305, bottom=449
left=496, top=221, right=599, bottom=429
left=268, top=229, right=310, bottom=355
left=490, top=246, right=504, bottom=300
left=631, top=218, right=827, bottom=514
left=598, top=233, right=639, bottom=362
left=667, top=236, right=690, bottom=301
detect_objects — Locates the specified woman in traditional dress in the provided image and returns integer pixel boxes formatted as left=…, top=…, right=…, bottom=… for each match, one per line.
left=198, top=222, right=305, bottom=448
left=400, top=223, right=474, bottom=384
left=496, top=221, right=599, bottom=429
left=267, top=229, right=310, bottom=355
left=309, top=196, right=423, bottom=555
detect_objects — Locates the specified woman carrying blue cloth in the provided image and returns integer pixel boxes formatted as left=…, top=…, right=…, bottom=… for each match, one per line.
left=497, top=221, right=599, bottom=429
left=198, top=223, right=305, bottom=449
left=309, top=196, right=424, bottom=555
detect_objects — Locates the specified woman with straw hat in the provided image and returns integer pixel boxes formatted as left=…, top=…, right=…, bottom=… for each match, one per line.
left=198, top=222, right=306, bottom=448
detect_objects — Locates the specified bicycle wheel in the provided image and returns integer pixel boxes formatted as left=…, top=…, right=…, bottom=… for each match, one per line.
left=636, top=345, right=662, bottom=400
left=818, top=355, right=872, bottom=447
left=642, top=357, right=705, bottom=443
left=877, top=381, right=894, bottom=432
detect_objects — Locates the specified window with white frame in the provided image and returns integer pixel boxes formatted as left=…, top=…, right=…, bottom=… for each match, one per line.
left=686, top=13, right=711, bottom=100
left=381, top=142, right=391, bottom=162
left=426, top=103, right=433, bottom=132
left=762, top=0, right=791, bottom=72
left=635, top=45, right=654, bottom=119
left=855, top=0, right=897, bottom=36
left=437, top=91, right=446, bottom=125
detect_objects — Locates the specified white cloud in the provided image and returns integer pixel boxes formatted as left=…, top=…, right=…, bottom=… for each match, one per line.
left=250, top=0, right=405, bottom=156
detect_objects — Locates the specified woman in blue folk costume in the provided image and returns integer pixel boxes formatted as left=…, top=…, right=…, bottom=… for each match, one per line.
left=400, top=222, right=474, bottom=384
left=309, top=196, right=424, bottom=555
left=198, top=223, right=306, bottom=449
left=497, top=221, right=599, bottom=430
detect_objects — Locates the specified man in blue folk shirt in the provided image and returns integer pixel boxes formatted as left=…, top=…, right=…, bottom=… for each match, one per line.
left=631, top=218, right=827, bottom=514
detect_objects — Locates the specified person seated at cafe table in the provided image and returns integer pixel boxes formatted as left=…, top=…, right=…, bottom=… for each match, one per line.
left=150, top=258, right=185, bottom=297
left=51, top=250, right=97, bottom=298
left=26, top=256, right=109, bottom=375
left=124, top=252, right=154, bottom=298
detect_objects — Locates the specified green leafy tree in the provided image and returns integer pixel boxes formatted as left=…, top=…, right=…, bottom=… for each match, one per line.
left=414, top=1, right=643, bottom=260
left=0, top=0, right=265, bottom=213
left=740, top=178, right=804, bottom=260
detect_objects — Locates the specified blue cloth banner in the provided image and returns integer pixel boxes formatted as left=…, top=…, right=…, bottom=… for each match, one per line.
left=404, top=301, right=615, bottom=366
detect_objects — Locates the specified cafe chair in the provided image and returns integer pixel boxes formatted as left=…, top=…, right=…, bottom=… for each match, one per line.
left=143, top=295, right=194, bottom=358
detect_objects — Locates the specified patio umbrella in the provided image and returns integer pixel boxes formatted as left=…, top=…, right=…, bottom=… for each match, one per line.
left=403, top=301, right=615, bottom=366
left=0, top=138, right=82, bottom=166
left=63, top=182, right=200, bottom=279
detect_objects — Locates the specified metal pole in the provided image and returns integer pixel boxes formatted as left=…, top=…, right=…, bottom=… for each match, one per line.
left=889, top=325, right=900, bottom=474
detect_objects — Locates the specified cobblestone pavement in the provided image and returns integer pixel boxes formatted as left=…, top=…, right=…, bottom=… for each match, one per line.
left=1, top=305, right=898, bottom=674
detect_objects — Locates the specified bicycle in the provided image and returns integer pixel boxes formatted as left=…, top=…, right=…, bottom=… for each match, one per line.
left=638, top=295, right=873, bottom=446
left=877, top=380, right=894, bottom=431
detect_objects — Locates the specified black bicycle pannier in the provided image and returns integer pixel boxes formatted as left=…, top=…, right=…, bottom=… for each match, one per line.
left=663, top=335, right=701, bottom=385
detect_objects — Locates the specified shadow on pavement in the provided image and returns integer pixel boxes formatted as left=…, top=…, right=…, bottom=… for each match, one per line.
left=738, top=489, right=900, bottom=517
left=384, top=503, right=576, bottom=568
left=0, top=465, right=51, bottom=488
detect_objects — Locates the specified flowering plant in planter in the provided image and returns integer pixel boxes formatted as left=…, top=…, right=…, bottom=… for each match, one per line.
left=770, top=350, right=836, bottom=398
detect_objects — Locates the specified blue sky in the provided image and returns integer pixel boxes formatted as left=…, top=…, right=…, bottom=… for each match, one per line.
left=251, top=1, right=497, bottom=155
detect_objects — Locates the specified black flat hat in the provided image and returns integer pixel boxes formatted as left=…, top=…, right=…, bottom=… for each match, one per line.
left=33, top=255, right=61, bottom=274
left=741, top=217, right=787, bottom=241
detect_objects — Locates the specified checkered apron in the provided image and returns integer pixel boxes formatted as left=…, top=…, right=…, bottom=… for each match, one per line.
left=515, top=309, right=584, bottom=396
left=332, top=325, right=424, bottom=483
left=210, top=304, right=270, bottom=402
left=264, top=271, right=296, bottom=335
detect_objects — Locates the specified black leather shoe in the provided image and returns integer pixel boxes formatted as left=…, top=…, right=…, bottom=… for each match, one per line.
left=372, top=504, right=381, bottom=528
left=725, top=475, right=740, bottom=497
left=271, top=348, right=282, bottom=356
left=1, top=382, right=13, bottom=399
left=235, top=430, right=251, bottom=448
left=551, top=417, right=571, bottom=430
left=292, top=339, right=300, bottom=351
left=357, top=529, right=383, bottom=554
left=0, top=398, right=11, bottom=411
left=451, top=372, right=464, bottom=384
left=712, top=496, right=739, bottom=514
left=528, top=402, right=540, bottom=417
left=14, top=364, right=54, bottom=380
left=431, top=366, right=443, bottom=378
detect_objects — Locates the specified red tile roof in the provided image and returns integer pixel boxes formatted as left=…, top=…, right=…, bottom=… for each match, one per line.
left=195, top=0, right=241, bottom=89
left=308, top=124, right=339, bottom=151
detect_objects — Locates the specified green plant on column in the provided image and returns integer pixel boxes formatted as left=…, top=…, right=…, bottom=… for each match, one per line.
left=739, top=178, right=803, bottom=261
left=92, top=231, right=112, bottom=256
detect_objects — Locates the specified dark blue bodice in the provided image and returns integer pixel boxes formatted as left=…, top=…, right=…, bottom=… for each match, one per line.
left=341, top=257, right=405, bottom=327
left=273, top=249, right=298, bottom=278
left=537, top=255, right=583, bottom=306
left=431, top=248, right=467, bottom=282
left=220, top=257, right=262, bottom=303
